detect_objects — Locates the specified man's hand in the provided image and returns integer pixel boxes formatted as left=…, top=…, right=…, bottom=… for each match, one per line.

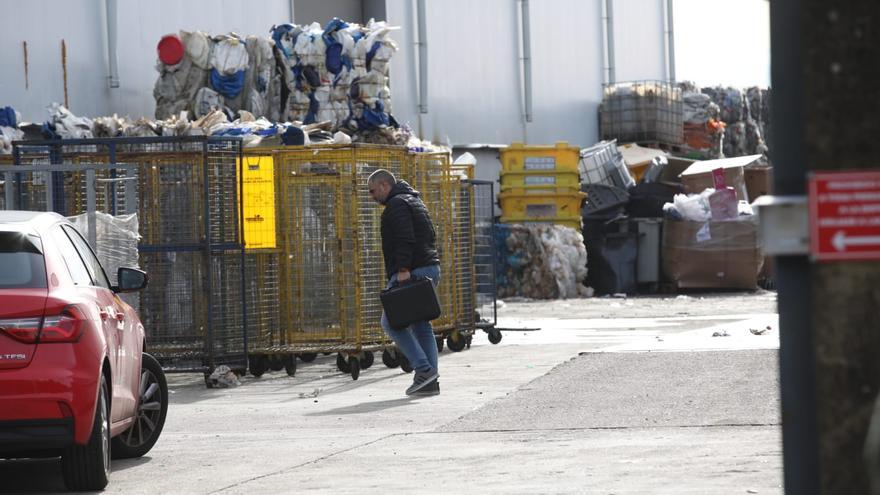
left=397, top=268, right=411, bottom=282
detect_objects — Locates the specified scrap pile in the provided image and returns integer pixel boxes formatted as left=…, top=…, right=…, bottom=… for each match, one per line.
left=494, top=223, right=590, bottom=300
left=701, top=86, right=769, bottom=161
left=153, top=18, right=401, bottom=144
left=678, top=81, right=724, bottom=159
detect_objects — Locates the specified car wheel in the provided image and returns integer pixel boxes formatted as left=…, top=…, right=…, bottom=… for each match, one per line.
left=112, top=353, right=168, bottom=459
left=62, top=373, right=110, bottom=491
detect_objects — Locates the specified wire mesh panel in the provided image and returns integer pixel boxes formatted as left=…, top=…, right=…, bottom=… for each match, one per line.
left=10, top=137, right=247, bottom=374
left=243, top=250, right=282, bottom=354
left=354, top=146, right=407, bottom=347
left=454, top=179, right=477, bottom=332
left=274, top=148, right=360, bottom=353
left=600, top=80, right=684, bottom=145
left=138, top=250, right=208, bottom=368
left=470, top=180, right=498, bottom=327
left=407, top=151, right=457, bottom=333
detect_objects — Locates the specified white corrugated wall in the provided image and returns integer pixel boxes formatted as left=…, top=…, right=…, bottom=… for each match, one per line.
left=385, top=0, right=668, bottom=148
left=1, top=0, right=291, bottom=122
left=1, top=0, right=669, bottom=147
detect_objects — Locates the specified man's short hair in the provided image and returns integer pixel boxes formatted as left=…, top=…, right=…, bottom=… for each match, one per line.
left=368, top=169, right=396, bottom=187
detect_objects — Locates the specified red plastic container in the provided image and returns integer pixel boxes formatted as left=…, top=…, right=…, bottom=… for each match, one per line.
left=157, top=34, right=184, bottom=65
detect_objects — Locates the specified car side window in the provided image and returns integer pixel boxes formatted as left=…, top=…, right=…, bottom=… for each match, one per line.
left=50, top=226, right=93, bottom=287
left=62, top=225, right=111, bottom=290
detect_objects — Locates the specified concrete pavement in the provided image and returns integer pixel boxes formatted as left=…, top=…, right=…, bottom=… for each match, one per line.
left=0, top=292, right=781, bottom=494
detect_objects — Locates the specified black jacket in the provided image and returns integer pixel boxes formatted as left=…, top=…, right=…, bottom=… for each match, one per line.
left=380, top=180, right=440, bottom=280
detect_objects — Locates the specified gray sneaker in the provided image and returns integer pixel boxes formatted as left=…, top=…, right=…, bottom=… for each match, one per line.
left=406, top=369, right=439, bottom=395
left=412, top=380, right=439, bottom=396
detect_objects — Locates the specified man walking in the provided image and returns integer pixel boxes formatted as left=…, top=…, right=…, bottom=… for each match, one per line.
left=368, top=169, right=441, bottom=396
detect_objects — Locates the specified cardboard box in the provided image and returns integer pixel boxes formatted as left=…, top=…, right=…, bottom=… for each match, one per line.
left=744, top=165, right=773, bottom=201
left=658, top=157, right=695, bottom=184
left=679, top=154, right=763, bottom=201
left=662, top=218, right=764, bottom=289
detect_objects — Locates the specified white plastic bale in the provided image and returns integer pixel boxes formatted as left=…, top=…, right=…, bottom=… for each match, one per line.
left=210, top=36, right=249, bottom=75
left=181, top=30, right=213, bottom=70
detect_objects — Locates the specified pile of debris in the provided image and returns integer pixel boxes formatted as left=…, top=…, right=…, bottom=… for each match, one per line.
left=0, top=101, right=439, bottom=153
left=154, top=18, right=399, bottom=141
left=678, top=81, right=724, bottom=159
left=701, top=85, right=769, bottom=161
left=494, top=224, right=590, bottom=299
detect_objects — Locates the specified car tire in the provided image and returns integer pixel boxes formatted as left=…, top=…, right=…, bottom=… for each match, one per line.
left=62, top=373, right=110, bottom=491
left=111, top=353, right=168, bottom=459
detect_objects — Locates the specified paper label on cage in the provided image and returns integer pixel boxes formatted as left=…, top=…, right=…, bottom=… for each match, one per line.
left=524, top=157, right=556, bottom=170
left=524, top=175, right=556, bottom=185
left=525, top=204, right=557, bottom=218
left=695, top=223, right=711, bottom=243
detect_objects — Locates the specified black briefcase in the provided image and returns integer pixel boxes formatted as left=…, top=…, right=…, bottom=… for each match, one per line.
left=380, top=277, right=442, bottom=330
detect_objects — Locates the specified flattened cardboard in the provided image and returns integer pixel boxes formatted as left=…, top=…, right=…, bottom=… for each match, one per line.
left=679, top=154, right=762, bottom=202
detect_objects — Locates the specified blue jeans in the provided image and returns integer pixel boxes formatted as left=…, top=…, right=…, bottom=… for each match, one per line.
left=381, top=264, right=441, bottom=374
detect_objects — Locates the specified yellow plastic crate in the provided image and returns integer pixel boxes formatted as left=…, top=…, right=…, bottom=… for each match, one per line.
left=499, top=216, right=582, bottom=230
left=500, top=170, right=581, bottom=194
left=500, top=142, right=580, bottom=173
left=498, top=191, right=586, bottom=220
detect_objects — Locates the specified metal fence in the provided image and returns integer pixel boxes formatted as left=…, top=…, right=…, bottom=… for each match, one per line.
left=4, top=139, right=498, bottom=383
left=8, top=137, right=247, bottom=380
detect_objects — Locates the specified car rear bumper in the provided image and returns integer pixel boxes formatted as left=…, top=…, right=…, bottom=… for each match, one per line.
left=0, top=418, right=74, bottom=455
left=0, top=342, right=102, bottom=447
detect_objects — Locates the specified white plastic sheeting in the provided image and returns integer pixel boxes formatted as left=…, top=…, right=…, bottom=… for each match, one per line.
left=496, top=224, right=590, bottom=300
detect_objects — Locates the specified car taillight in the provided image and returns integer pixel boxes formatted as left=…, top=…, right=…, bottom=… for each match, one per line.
left=39, top=306, right=85, bottom=343
left=0, top=306, right=85, bottom=344
left=0, top=317, right=42, bottom=343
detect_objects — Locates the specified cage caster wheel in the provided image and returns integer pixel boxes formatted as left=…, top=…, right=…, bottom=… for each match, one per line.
left=399, top=353, right=413, bottom=373
left=250, top=355, right=268, bottom=378
left=283, top=355, right=297, bottom=377
left=298, top=352, right=317, bottom=363
left=360, top=351, right=375, bottom=369
left=349, top=356, right=361, bottom=381
left=447, top=333, right=466, bottom=352
left=204, top=372, right=215, bottom=389
left=336, top=353, right=351, bottom=373
left=466, top=335, right=473, bottom=349
left=436, top=336, right=444, bottom=353
left=268, top=355, right=284, bottom=371
left=488, top=329, right=503, bottom=345
left=382, top=348, right=399, bottom=368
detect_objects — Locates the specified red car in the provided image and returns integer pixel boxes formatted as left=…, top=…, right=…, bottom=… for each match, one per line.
left=0, top=211, right=168, bottom=491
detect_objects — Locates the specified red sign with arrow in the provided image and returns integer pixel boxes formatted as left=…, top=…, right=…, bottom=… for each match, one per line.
left=809, top=171, right=880, bottom=261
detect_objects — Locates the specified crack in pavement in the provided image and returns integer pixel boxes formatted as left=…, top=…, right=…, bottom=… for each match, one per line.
left=208, top=433, right=401, bottom=493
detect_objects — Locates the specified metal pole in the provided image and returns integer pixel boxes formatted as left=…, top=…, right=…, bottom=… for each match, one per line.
left=86, top=169, right=97, bottom=249
left=4, top=171, right=13, bottom=209
left=604, top=0, right=616, bottom=84
left=417, top=0, right=429, bottom=114
left=203, top=139, right=214, bottom=373
left=666, top=0, right=676, bottom=82
left=105, top=0, right=120, bottom=88
left=521, top=0, right=533, bottom=123
left=45, top=171, right=54, bottom=213
left=770, top=0, right=819, bottom=492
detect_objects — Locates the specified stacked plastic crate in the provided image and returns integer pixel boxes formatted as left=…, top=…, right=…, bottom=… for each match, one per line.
left=498, top=142, right=586, bottom=229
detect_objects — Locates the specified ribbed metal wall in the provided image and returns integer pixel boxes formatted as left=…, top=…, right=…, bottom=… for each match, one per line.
left=1, top=0, right=667, bottom=146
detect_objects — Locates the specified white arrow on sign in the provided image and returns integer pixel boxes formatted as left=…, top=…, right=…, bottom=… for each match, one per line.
left=832, top=230, right=880, bottom=251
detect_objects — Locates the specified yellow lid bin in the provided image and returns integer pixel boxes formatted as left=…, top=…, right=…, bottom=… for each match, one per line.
left=500, top=142, right=581, bottom=173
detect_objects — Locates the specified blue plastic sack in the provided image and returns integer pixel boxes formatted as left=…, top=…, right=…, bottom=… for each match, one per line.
left=0, top=107, right=16, bottom=128
left=210, top=69, right=246, bottom=99
left=322, top=18, right=349, bottom=76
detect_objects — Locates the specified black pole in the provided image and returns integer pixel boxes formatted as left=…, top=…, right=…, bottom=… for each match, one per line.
left=770, top=0, right=821, bottom=493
